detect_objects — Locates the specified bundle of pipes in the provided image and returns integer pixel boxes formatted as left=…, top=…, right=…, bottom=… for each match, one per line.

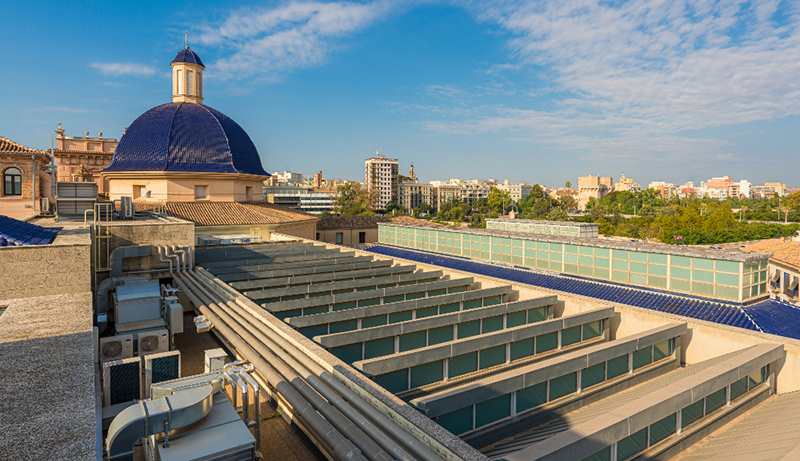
left=158, top=245, right=193, bottom=273
left=172, top=269, right=445, bottom=461
left=223, top=361, right=262, bottom=453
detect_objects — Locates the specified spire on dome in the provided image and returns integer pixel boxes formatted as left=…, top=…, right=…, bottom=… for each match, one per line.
left=171, top=39, right=204, bottom=104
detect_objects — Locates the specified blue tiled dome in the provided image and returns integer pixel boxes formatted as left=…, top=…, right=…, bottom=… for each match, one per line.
left=104, top=102, right=269, bottom=176
left=172, top=48, right=204, bottom=67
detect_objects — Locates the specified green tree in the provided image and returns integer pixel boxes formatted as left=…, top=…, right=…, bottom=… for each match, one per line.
left=385, top=201, right=405, bottom=216
left=487, top=188, right=512, bottom=214
left=546, top=208, right=569, bottom=221
left=335, top=181, right=377, bottom=216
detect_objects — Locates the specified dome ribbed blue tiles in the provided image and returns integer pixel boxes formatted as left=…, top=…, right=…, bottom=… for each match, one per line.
left=172, top=48, right=204, bottom=67
left=104, top=102, right=269, bottom=176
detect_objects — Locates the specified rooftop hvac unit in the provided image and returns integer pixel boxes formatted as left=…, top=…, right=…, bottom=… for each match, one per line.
left=137, top=329, right=169, bottom=356
left=143, top=350, right=181, bottom=398
left=41, top=197, right=49, bottom=214
left=103, top=357, right=141, bottom=407
left=120, top=196, right=134, bottom=219
left=99, top=334, right=134, bottom=362
left=115, top=282, right=162, bottom=325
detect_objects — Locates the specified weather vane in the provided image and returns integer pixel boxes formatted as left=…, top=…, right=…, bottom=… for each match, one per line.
left=185, top=31, right=189, bottom=49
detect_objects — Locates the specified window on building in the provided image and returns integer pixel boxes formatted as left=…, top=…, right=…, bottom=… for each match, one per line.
left=177, top=69, right=183, bottom=94
left=3, top=167, right=22, bottom=196
left=133, top=185, right=145, bottom=199
left=195, top=185, right=207, bottom=199
left=246, top=186, right=253, bottom=201
left=187, top=70, right=194, bottom=95
left=359, top=232, right=366, bottom=244
left=316, top=233, right=320, bottom=240
left=336, top=233, right=343, bottom=245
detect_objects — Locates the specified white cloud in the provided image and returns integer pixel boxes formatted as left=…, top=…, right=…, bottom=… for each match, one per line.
left=25, top=106, right=98, bottom=114
left=90, top=62, right=156, bottom=77
left=197, top=1, right=393, bottom=81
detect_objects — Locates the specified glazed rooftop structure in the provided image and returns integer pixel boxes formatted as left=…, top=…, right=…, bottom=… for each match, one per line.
left=378, top=223, right=770, bottom=303
left=486, top=219, right=599, bottom=239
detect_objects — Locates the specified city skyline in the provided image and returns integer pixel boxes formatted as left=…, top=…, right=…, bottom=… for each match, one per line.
left=2, top=0, right=799, bottom=187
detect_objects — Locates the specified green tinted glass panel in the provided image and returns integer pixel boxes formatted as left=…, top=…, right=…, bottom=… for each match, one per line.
left=364, top=337, right=394, bottom=359
left=694, top=258, right=714, bottom=271
left=333, top=301, right=356, bottom=311
left=692, top=281, right=714, bottom=296
left=595, top=268, right=609, bottom=279
left=549, top=251, right=562, bottom=261
left=650, top=413, right=676, bottom=445
left=475, top=393, right=511, bottom=428
left=389, top=311, right=412, bottom=323
left=583, top=321, right=602, bottom=340
left=594, top=247, right=609, bottom=257
left=649, top=276, right=667, bottom=288
left=562, top=326, right=581, bottom=347
left=681, top=400, right=704, bottom=428
left=648, top=264, right=667, bottom=276
left=362, top=315, right=386, bottom=328
left=749, top=366, right=766, bottom=388
left=528, top=307, right=547, bottom=323
left=449, top=352, right=477, bottom=378
left=536, top=332, right=558, bottom=353
left=406, top=292, right=425, bottom=300
left=630, top=262, right=647, bottom=274
left=716, top=260, right=739, bottom=273
left=373, top=370, right=407, bottom=394
left=617, top=427, right=647, bottom=461
left=274, top=309, right=302, bottom=321
left=564, top=263, right=578, bottom=274
left=612, top=259, right=629, bottom=271
left=579, top=246, right=594, bottom=256
left=630, top=273, right=647, bottom=285
left=594, top=257, right=609, bottom=268
left=672, top=255, right=691, bottom=267
left=480, top=345, right=506, bottom=369
left=613, top=249, right=630, bottom=260
left=653, top=339, right=672, bottom=361
left=565, top=253, right=578, bottom=264
left=416, top=306, right=438, bottom=319
left=632, top=346, right=652, bottom=370
left=716, top=272, right=739, bottom=286
left=436, top=407, right=473, bottom=435
left=458, top=320, right=480, bottom=339
left=706, top=388, right=726, bottom=414
left=672, top=278, right=691, bottom=292
left=484, top=295, right=502, bottom=307
left=565, top=244, right=578, bottom=254
left=330, top=320, right=357, bottom=334
left=581, top=446, right=611, bottom=461
left=649, top=253, right=667, bottom=264
left=482, top=316, right=504, bottom=334
left=399, top=331, right=427, bottom=352
left=331, top=344, right=362, bottom=364
left=607, top=355, right=629, bottom=379
left=579, top=265, right=594, bottom=276
left=410, top=361, right=443, bottom=388
left=630, top=251, right=648, bottom=262
left=580, top=255, right=593, bottom=266
left=428, top=289, right=446, bottom=297
left=510, top=338, right=534, bottom=361
left=428, top=326, right=453, bottom=345
left=582, top=362, right=606, bottom=389
left=299, top=325, right=327, bottom=339
left=507, top=311, right=526, bottom=328
left=516, top=381, right=547, bottom=412
left=359, top=298, right=380, bottom=307
left=550, top=261, right=562, bottom=271
left=303, top=306, right=328, bottom=315
left=730, top=376, right=748, bottom=401
left=612, top=270, right=628, bottom=282
left=439, top=303, right=460, bottom=314
left=549, top=372, right=577, bottom=400
left=384, top=295, right=404, bottom=304
left=692, top=269, right=714, bottom=283
left=464, top=299, right=482, bottom=310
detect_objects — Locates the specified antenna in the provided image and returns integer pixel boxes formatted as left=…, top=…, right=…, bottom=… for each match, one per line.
left=185, top=31, right=189, bottom=49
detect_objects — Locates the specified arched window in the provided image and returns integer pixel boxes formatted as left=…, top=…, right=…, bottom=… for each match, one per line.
left=3, top=167, right=22, bottom=196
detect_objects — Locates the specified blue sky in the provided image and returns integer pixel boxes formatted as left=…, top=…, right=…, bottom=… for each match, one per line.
left=1, top=0, right=799, bottom=188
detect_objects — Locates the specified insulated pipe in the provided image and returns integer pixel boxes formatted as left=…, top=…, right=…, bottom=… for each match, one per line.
left=240, top=369, right=262, bottom=453
left=157, top=246, right=173, bottom=274
left=181, top=272, right=392, bottom=461
left=192, top=270, right=442, bottom=461
left=172, top=274, right=367, bottom=461
left=165, top=248, right=180, bottom=274
left=181, top=245, right=193, bottom=270
left=172, top=245, right=186, bottom=272
left=203, top=281, right=420, bottom=461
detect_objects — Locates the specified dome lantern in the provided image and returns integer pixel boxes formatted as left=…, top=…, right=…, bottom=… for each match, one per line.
left=171, top=43, right=205, bottom=105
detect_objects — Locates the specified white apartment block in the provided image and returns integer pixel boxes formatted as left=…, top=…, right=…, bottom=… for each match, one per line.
left=365, top=150, right=399, bottom=210
left=494, top=179, right=532, bottom=201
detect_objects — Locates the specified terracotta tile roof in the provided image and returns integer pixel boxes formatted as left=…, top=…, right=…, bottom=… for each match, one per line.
left=388, top=216, right=432, bottom=225
left=0, top=136, right=47, bottom=155
left=741, top=239, right=800, bottom=269
left=130, top=201, right=317, bottom=227
left=317, top=216, right=390, bottom=229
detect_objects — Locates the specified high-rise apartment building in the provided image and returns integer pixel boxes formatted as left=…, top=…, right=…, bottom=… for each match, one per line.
left=364, top=150, right=398, bottom=210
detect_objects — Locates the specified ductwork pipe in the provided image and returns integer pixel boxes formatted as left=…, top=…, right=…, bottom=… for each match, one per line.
left=172, top=274, right=368, bottom=461
left=109, top=245, right=152, bottom=278
left=180, top=272, right=391, bottom=461
left=157, top=246, right=173, bottom=274
left=171, top=246, right=186, bottom=272
left=181, top=245, right=193, bottom=270
left=106, top=374, right=223, bottom=460
left=165, top=247, right=180, bottom=273
left=191, top=270, right=443, bottom=461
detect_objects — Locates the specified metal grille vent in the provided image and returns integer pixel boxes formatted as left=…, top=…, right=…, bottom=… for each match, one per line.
left=102, top=341, right=123, bottom=359
left=108, top=361, right=140, bottom=405
left=140, top=336, right=160, bottom=353
left=151, top=355, right=179, bottom=385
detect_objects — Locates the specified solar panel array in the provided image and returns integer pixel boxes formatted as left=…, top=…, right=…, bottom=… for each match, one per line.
left=365, top=244, right=774, bottom=335
left=0, top=215, right=59, bottom=246
left=743, top=299, right=800, bottom=340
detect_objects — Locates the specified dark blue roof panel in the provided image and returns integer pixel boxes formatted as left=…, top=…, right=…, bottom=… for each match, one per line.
left=172, top=48, right=205, bottom=67
left=0, top=216, right=58, bottom=246
left=104, top=102, right=269, bottom=176
left=362, top=244, right=800, bottom=337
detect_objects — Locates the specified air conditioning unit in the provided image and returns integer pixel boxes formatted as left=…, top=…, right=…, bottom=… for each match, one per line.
left=102, top=357, right=141, bottom=407
left=120, top=196, right=134, bottom=219
left=99, top=334, right=134, bottom=362
left=143, top=350, right=181, bottom=398
left=40, top=197, right=50, bottom=213
left=136, top=329, right=169, bottom=356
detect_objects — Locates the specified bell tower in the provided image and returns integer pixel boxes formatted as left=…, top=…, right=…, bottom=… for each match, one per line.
left=171, top=35, right=204, bottom=104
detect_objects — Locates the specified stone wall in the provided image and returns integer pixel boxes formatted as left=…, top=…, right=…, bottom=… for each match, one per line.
left=0, top=228, right=91, bottom=300
left=0, top=154, right=54, bottom=218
